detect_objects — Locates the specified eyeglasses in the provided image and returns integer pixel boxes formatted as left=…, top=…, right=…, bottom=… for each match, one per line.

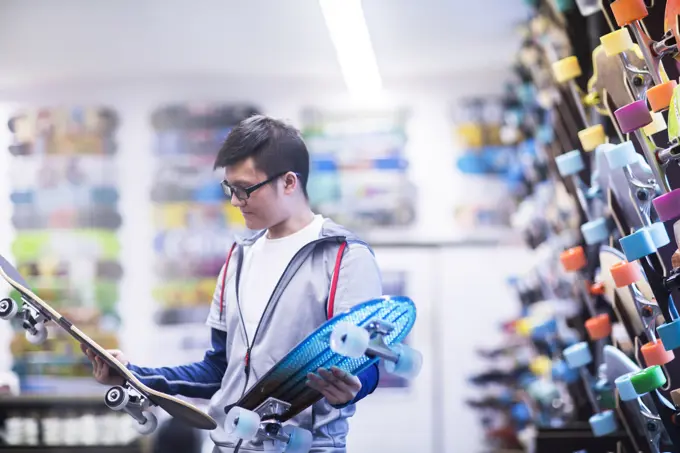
left=221, top=171, right=292, bottom=201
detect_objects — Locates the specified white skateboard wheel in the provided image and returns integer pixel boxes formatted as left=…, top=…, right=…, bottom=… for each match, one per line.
left=135, top=411, right=158, bottom=435
left=26, top=323, right=47, bottom=345
left=563, top=341, right=592, bottom=369
left=0, top=298, right=18, bottom=320
left=330, top=323, right=369, bottom=358
left=555, top=150, right=584, bottom=176
left=225, top=407, right=260, bottom=440
left=604, top=141, right=638, bottom=169
left=589, top=410, right=618, bottom=437
left=105, top=386, right=129, bottom=411
left=384, top=343, right=423, bottom=379
left=646, top=223, right=670, bottom=248
left=283, top=425, right=313, bottom=453
left=581, top=218, right=609, bottom=245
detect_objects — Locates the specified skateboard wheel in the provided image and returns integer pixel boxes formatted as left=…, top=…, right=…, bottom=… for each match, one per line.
left=283, top=425, right=313, bottom=453
left=589, top=410, right=618, bottom=437
left=630, top=365, right=666, bottom=394
left=575, top=0, right=600, bottom=16
left=641, top=340, right=675, bottom=366
left=554, top=0, right=574, bottom=12
left=104, top=386, right=129, bottom=411
left=604, top=141, right=638, bottom=168
left=552, top=56, right=581, bottom=84
left=615, top=372, right=640, bottom=401
left=225, top=407, right=260, bottom=440
left=560, top=246, right=586, bottom=272
left=563, top=341, right=592, bottom=369
left=552, top=359, right=579, bottom=384
left=652, top=189, right=680, bottom=222
left=646, top=222, right=670, bottom=248
left=526, top=379, right=559, bottom=405
left=0, top=298, right=18, bottom=320
left=135, top=411, right=158, bottom=435
left=585, top=314, right=612, bottom=341
left=578, top=124, right=606, bottom=151
left=620, top=228, right=657, bottom=261
left=581, top=218, right=609, bottom=245
left=555, top=150, right=584, bottom=176
left=648, top=81, right=677, bottom=112
left=384, top=343, right=423, bottom=379
left=529, top=355, right=552, bottom=377
left=643, top=111, right=668, bottom=136
left=330, top=323, right=370, bottom=358
left=611, top=0, right=648, bottom=26
left=610, top=260, right=642, bottom=288
left=614, top=100, right=653, bottom=134
left=657, top=320, right=680, bottom=351
left=26, top=323, right=47, bottom=345
left=600, top=29, right=634, bottom=56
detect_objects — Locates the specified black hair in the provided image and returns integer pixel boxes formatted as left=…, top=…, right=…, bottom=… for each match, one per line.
left=214, top=114, right=309, bottom=198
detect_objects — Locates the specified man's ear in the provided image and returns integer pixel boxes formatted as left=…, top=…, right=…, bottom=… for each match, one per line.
left=283, top=172, right=298, bottom=194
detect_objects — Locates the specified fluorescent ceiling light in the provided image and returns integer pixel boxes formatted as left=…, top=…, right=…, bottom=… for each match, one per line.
left=319, top=0, right=382, bottom=98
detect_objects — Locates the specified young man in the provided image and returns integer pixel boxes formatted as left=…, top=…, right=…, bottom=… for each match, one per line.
left=82, top=114, right=383, bottom=452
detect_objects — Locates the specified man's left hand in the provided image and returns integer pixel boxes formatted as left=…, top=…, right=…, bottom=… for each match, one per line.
left=306, top=366, right=361, bottom=406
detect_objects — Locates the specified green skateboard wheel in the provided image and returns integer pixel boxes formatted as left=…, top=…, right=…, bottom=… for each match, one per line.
left=630, top=365, right=666, bottom=394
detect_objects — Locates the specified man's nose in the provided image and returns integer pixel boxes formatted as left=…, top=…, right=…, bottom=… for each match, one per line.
left=230, top=193, right=245, bottom=207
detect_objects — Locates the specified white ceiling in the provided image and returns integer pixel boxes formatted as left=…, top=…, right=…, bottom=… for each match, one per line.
left=0, top=0, right=529, bottom=89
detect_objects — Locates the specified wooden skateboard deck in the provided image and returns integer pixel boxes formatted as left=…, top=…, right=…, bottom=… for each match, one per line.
left=0, top=254, right=217, bottom=433
left=222, top=296, right=420, bottom=450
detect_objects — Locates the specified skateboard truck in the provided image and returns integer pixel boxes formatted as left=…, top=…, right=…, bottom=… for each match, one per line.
left=104, top=384, right=158, bottom=435
left=223, top=398, right=313, bottom=453
left=0, top=297, right=48, bottom=344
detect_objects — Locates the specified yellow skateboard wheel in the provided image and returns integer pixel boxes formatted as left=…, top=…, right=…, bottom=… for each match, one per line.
left=642, top=112, right=667, bottom=136
left=578, top=124, right=606, bottom=151
left=600, top=29, right=634, bottom=56
left=515, top=318, right=533, bottom=337
left=552, top=56, right=582, bottom=84
left=530, top=356, right=552, bottom=377
left=648, top=81, right=677, bottom=112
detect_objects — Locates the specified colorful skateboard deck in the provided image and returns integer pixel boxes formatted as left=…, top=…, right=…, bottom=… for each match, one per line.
left=221, top=295, right=420, bottom=450
left=0, top=254, right=217, bottom=433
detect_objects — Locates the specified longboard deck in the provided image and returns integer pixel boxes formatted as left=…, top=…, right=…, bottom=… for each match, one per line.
left=230, top=296, right=416, bottom=423
left=0, top=254, right=217, bottom=431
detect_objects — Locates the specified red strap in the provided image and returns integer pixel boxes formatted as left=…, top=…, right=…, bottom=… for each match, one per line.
left=327, top=241, right=347, bottom=320
left=219, top=242, right=237, bottom=321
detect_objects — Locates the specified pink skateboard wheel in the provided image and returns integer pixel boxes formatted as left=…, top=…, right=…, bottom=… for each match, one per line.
left=614, top=100, right=653, bottom=134
left=653, top=189, right=680, bottom=222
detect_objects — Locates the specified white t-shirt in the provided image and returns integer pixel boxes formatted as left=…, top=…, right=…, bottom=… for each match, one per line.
left=238, top=214, right=325, bottom=342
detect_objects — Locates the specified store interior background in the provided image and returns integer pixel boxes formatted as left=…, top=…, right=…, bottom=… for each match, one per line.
left=0, top=1, right=539, bottom=452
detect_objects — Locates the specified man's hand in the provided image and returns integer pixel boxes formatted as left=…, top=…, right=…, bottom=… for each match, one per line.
left=80, top=344, right=128, bottom=386
left=306, top=366, right=361, bottom=406
left=672, top=250, right=679, bottom=269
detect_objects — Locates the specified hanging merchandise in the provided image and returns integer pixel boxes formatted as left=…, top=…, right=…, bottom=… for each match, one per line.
left=301, top=108, right=416, bottom=233
left=4, top=107, right=122, bottom=394
left=149, top=104, right=257, bottom=361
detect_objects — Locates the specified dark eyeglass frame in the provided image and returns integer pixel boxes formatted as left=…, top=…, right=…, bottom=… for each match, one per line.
left=221, top=171, right=298, bottom=201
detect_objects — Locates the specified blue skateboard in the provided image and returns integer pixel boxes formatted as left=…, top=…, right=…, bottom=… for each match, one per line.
left=221, top=295, right=421, bottom=452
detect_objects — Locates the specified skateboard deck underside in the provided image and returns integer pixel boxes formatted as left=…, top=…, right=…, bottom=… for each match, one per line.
left=0, top=254, right=216, bottom=430
left=234, top=296, right=416, bottom=423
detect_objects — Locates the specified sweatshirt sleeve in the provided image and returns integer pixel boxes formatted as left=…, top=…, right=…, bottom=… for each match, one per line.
left=126, top=328, right=227, bottom=399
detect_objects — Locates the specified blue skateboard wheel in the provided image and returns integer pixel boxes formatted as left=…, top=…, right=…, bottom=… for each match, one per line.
left=552, top=359, right=579, bottom=384
left=589, top=410, right=618, bottom=436
left=614, top=372, right=639, bottom=401
left=647, top=223, right=670, bottom=248
left=563, top=341, right=592, bottom=369
left=657, top=320, right=680, bottom=351
left=604, top=141, right=638, bottom=169
left=531, top=318, right=557, bottom=340
left=511, top=402, right=531, bottom=424
left=620, top=229, right=656, bottom=261
left=581, top=218, right=609, bottom=245
left=555, top=150, right=584, bottom=176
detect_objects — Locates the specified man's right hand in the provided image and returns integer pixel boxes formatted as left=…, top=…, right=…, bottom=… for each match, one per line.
left=80, top=344, right=129, bottom=386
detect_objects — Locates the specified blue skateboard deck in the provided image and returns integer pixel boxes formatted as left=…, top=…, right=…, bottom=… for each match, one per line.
left=229, top=295, right=417, bottom=422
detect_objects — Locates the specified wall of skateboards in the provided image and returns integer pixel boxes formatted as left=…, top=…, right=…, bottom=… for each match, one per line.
left=460, top=0, right=680, bottom=452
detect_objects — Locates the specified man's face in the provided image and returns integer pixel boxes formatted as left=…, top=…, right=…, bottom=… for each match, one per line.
left=223, top=157, right=284, bottom=230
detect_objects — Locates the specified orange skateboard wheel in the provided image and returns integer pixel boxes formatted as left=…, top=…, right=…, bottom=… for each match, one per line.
left=611, top=0, right=648, bottom=26
left=585, top=313, right=612, bottom=340
left=560, top=246, right=586, bottom=272
left=610, top=260, right=642, bottom=288
left=641, top=340, right=675, bottom=366
left=590, top=282, right=605, bottom=295
left=648, top=81, right=677, bottom=112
